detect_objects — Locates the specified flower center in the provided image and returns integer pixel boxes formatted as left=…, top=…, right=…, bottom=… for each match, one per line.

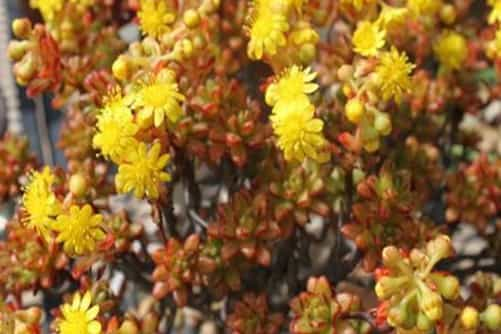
left=141, top=85, right=170, bottom=108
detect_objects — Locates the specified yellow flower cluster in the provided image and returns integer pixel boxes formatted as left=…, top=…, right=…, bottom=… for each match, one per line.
left=351, top=4, right=410, bottom=57
left=346, top=3, right=417, bottom=152
left=22, top=168, right=105, bottom=256
left=93, top=70, right=179, bottom=200
left=351, top=10, right=415, bottom=97
left=246, top=0, right=318, bottom=61
left=266, top=66, right=328, bottom=163
left=58, top=291, right=101, bottom=334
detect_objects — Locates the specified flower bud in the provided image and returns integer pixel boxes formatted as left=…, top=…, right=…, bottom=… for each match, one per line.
left=337, top=65, right=353, bottom=81
left=382, top=245, right=401, bottom=267
left=481, top=304, right=501, bottom=331
left=409, top=249, right=427, bottom=268
left=181, top=39, right=194, bottom=58
left=426, top=235, right=454, bottom=261
left=416, top=311, right=434, bottom=331
left=112, top=56, right=130, bottom=81
left=15, top=307, right=41, bottom=324
left=375, top=276, right=409, bottom=299
left=387, top=302, right=410, bottom=327
left=299, top=43, right=316, bottom=64
left=14, top=55, right=36, bottom=83
left=431, top=274, right=459, bottom=300
left=418, top=284, right=443, bottom=321
left=7, top=41, right=28, bottom=61
left=69, top=173, right=88, bottom=197
left=119, top=319, right=139, bottom=334
left=345, top=98, right=365, bottom=124
left=141, top=312, right=159, bottom=334
left=460, top=306, right=479, bottom=330
left=363, top=138, right=380, bottom=152
left=440, top=4, right=456, bottom=25
left=12, top=18, right=32, bottom=39
left=183, top=9, right=201, bottom=28
left=374, top=112, right=392, bottom=136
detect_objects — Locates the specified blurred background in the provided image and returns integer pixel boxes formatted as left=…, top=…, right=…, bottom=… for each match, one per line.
left=1, top=0, right=66, bottom=166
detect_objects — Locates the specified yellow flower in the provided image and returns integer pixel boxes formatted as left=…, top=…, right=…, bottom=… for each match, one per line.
left=132, top=69, right=185, bottom=127
left=246, top=0, right=289, bottom=60
left=93, top=90, right=139, bottom=163
left=488, top=0, right=501, bottom=24
left=22, top=167, right=61, bottom=242
left=433, top=31, right=468, bottom=71
left=375, top=47, right=415, bottom=102
left=59, top=291, right=101, bottom=334
left=138, top=0, right=176, bottom=38
left=270, top=99, right=327, bottom=162
left=407, top=0, right=442, bottom=16
left=265, top=66, right=318, bottom=107
left=115, top=142, right=171, bottom=199
left=52, top=205, right=105, bottom=256
left=352, top=21, right=385, bottom=57
left=30, top=0, right=64, bottom=22
left=377, top=5, right=409, bottom=30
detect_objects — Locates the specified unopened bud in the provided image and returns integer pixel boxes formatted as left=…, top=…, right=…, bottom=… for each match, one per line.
left=375, top=276, right=409, bottom=299
left=418, top=284, right=443, bottom=322
left=337, top=65, right=353, bottom=81
left=345, top=98, right=365, bottom=124
left=416, top=312, right=434, bottom=331
left=183, top=9, right=201, bottom=28
left=426, top=235, right=454, bottom=261
left=141, top=312, right=159, bottom=334
left=382, top=246, right=401, bottom=267
left=112, top=57, right=130, bottom=81
left=363, top=138, right=380, bottom=152
left=181, top=39, right=194, bottom=58
left=481, top=304, right=501, bottom=331
left=432, top=274, right=460, bottom=300
left=374, top=112, right=392, bottom=136
left=460, top=306, right=479, bottom=330
left=440, top=4, right=456, bottom=25
left=387, top=302, right=410, bottom=327
left=12, top=18, right=32, bottom=39
left=119, top=320, right=139, bottom=334
left=299, top=43, right=316, bottom=64
left=69, top=173, right=88, bottom=197
left=15, top=307, right=41, bottom=324
left=410, top=249, right=427, bottom=267
left=8, top=41, right=29, bottom=61
left=14, top=55, right=36, bottom=82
